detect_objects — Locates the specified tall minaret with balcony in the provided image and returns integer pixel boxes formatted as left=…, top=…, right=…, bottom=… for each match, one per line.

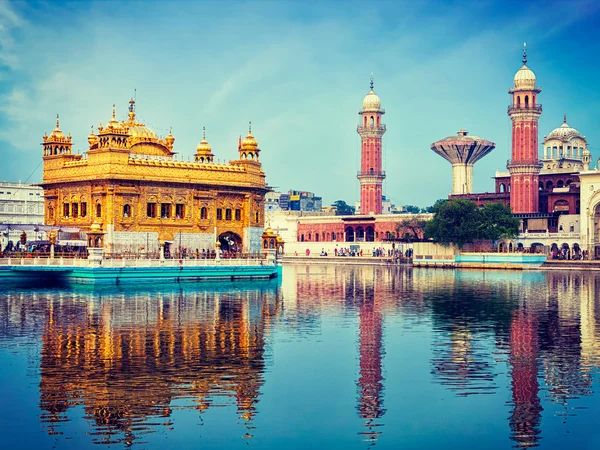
left=507, top=45, right=542, bottom=214
left=357, top=76, right=386, bottom=215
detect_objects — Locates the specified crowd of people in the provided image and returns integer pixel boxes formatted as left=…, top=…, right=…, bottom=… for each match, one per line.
left=1, top=241, right=87, bottom=258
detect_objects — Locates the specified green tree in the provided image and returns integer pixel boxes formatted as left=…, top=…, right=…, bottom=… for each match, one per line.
left=424, top=199, right=481, bottom=248
left=395, top=217, right=428, bottom=241
left=480, top=202, right=519, bottom=240
left=424, top=199, right=519, bottom=248
left=404, top=205, right=420, bottom=214
left=332, top=200, right=355, bottom=216
left=421, top=199, right=445, bottom=213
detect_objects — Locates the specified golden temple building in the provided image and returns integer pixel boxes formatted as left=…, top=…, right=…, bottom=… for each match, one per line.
left=39, top=100, right=269, bottom=254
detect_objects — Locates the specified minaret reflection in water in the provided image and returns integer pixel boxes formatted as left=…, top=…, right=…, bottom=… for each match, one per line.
left=354, top=268, right=385, bottom=443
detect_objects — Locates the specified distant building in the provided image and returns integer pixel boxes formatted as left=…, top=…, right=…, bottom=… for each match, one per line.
left=288, top=190, right=322, bottom=212
left=265, top=190, right=322, bottom=214
left=0, top=182, right=45, bottom=249
left=265, top=192, right=282, bottom=212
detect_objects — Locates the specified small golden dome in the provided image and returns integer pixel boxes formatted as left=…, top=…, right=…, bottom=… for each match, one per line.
left=166, top=128, right=175, bottom=145
left=48, top=114, right=64, bottom=140
left=242, top=133, right=258, bottom=149
left=196, top=127, right=213, bottom=153
left=88, top=126, right=98, bottom=146
left=105, top=104, right=124, bottom=132
left=241, top=123, right=258, bottom=150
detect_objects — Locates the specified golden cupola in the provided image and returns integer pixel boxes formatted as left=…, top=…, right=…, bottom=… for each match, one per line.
left=195, top=127, right=214, bottom=163
left=239, top=122, right=260, bottom=161
left=42, top=114, right=73, bottom=156
left=165, top=128, right=175, bottom=150
left=87, top=126, right=98, bottom=149
left=104, top=104, right=124, bottom=132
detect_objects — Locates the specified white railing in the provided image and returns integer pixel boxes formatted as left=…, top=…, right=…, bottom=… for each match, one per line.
left=520, top=232, right=580, bottom=239
left=0, top=257, right=275, bottom=268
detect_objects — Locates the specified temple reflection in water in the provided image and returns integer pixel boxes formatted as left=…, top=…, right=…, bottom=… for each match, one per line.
left=1, top=267, right=600, bottom=448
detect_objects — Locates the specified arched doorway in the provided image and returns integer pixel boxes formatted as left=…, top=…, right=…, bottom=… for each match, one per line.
left=219, top=232, right=242, bottom=253
left=365, top=226, right=375, bottom=242
left=345, top=226, right=354, bottom=242
left=356, top=226, right=365, bottom=242
left=530, top=242, right=544, bottom=254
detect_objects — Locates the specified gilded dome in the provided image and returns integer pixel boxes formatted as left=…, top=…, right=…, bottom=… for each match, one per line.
left=48, top=114, right=64, bottom=139
left=127, top=125, right=157, bottom=140
left=197, top=138, right=212, bottom=154
left=362, top=89, right=381, bottom=112
left=513, top=64, right=536, bottom=89
left=242, top=131, right=258, bottom=150
left=166, top=129, right=175, bottom=146
left=88, top=127, right=98, bottom=146
left=196, top=127, right=212, bottom=153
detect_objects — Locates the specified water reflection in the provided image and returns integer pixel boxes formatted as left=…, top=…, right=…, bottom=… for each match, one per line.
left=1, top=268, right=600, bottom=448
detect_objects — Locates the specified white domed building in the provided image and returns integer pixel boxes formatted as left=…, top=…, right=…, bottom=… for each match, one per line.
left=541, top=116, right=589, bottom=173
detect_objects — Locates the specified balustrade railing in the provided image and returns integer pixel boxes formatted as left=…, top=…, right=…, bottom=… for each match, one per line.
left=507, top=104, right=543, bottom=114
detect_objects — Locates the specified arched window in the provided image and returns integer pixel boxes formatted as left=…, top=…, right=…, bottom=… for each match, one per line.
left=525, top=95, right=529, bottom=107
left=315, top=233, right=319, bottom=242
left=200, top=207, right=207, bottom=220
left=517, top=96, right=521, bottom=107
left=539, top=182, right=543, bottom=191
left=96, top=203, right=102, bottom=218
left=370, top=116, right=374, bottom=127
left=301, top=234, right=305, bottom=242
left=48, top=206, right=54, bottom=219
left=566, top=179, right=573, bottom=186
left=546, top=180, right=554, bottom=190
left=557, top=180, right=564, bottom=188
left=499, top=183, right=506, bottom=193
left=123, top=204, right=131, bottom=218
left=263, top=240, right=268, bottom=249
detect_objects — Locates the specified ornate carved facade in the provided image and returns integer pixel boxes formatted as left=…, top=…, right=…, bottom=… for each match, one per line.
left=39, top=101, right=269, bottom=253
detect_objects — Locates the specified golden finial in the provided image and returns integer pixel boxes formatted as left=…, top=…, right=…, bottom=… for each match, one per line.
left=203, top=126, right=206, bottom=140
left=248, top=121, right=252, bottom=135
left=112, top=104, right=116, bottom=119
left=55, top=114, right=60, bottom=129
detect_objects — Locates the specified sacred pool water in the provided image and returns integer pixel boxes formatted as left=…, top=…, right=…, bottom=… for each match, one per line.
left=1, top=265, right=599, bottom=449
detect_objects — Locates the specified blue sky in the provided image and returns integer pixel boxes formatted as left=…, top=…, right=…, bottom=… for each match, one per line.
left=1, top=0, right=599, bottom=207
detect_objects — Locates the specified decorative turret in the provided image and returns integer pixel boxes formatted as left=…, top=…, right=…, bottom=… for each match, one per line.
left=42, top=114, right=73, bottom=157
left=165, top=128, right=175, bottom=151
left=96, top=104, right=129, bottom=149
left=582, top=148, right=592, bottom=171
left=195, top=127, right=214, bottom=163
left=88, top=126, right=98, bottom=149
left=239, top=122, right=260, bottom=162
